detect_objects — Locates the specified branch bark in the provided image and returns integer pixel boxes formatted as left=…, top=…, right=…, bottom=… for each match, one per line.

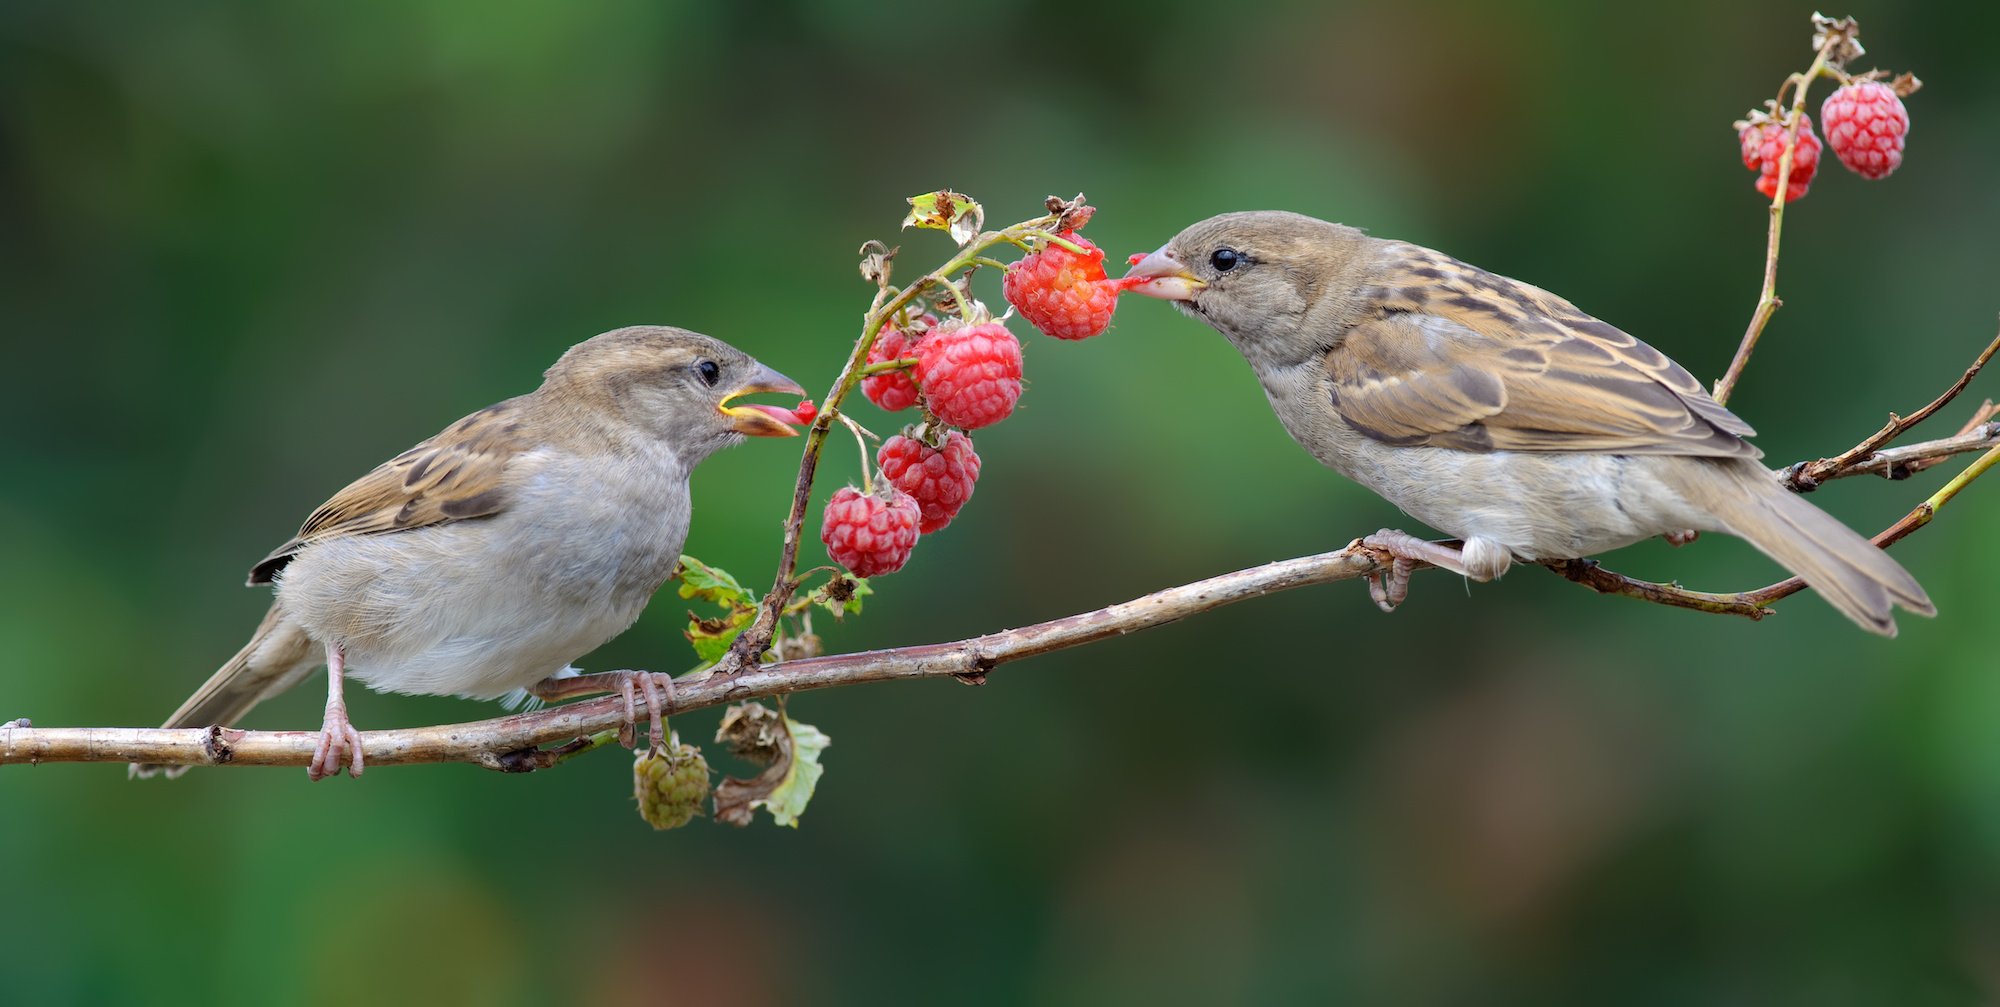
left=3, top=548, right=1388, bottom=771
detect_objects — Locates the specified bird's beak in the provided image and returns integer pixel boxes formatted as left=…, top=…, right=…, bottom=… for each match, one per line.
left=720, top=363, right=810, bottom=437
left=1121, top=247, right=1206, bottom=301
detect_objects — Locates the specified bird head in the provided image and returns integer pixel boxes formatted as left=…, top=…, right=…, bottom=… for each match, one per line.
left=1124, top=211, right=1370, bottom=368
left=543, top=326, right=806, bottom=461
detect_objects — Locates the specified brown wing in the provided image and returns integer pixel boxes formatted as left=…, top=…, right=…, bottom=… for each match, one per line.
left=1322, top=247, right=1759, bottom=459
left=248, top=398, right=535, bottom=584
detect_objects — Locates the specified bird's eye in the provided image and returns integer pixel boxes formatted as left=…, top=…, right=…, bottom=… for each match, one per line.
left=1210, top=247, right=1243, bottom=272
left=695, top=359, right=721, bottom=387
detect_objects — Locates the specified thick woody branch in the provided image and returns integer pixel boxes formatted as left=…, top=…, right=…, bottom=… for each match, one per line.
left=2, top=549, right=1389, bottom=770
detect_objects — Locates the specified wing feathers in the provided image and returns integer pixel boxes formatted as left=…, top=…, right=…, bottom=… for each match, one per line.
left=248, top=398, right=536, bottom=584
left=1324, top=248, right=1760, bottom=459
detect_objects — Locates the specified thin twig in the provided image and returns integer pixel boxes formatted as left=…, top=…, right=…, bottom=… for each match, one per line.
left=1713, top=37, right=1844, bottom=406
left=1784, top=327, right=2000, bottom=490
left=1786, top=422, right=2000, bottom=487
left=1540, top=559, right=1777, bottom=620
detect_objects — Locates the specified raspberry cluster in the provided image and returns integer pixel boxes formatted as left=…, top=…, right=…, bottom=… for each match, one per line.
left=1736, top=70, right=1915, bottom=202
left=826, top=211, right=1143, bottom=578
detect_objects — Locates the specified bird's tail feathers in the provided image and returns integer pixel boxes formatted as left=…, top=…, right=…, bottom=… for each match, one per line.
left=129, top=603, right=318, bottom=779
left=1667, top=458, right=1933, bottom=636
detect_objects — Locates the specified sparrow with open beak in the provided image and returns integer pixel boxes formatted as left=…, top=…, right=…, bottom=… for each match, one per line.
left=1126, top=211, right=1931, bottom=635
left=133, top=326, right=806, bottom=779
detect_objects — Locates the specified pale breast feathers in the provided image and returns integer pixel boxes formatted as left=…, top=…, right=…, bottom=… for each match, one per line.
left=1321, top=247, right=1760, bottom=459
left=248, top=399, right=536, bottom=584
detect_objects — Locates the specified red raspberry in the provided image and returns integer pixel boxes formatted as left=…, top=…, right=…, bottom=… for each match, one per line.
left=1003, top=232, right=1131, bottom=340
left=876, top=429, right=982, bottom=534
left=913, top=321, right=1022, bottom=430
left=861, top=315, right=934, bottom=412
left=1738, top=113, right=1822, bottom=202
left=1821, top=82, right=1908, bottom=180
left=820, top=485, right=920, bottom=578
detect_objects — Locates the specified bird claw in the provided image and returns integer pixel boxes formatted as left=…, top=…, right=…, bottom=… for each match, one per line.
left=613, top=672, right=672, bottom=752
left=308, top=707, right=363, bottom=781
left=1359, top=529, right=1473, bottom=613
left=531, top=671, right=673, bottom=752
left=1662, top=529, right=1700, bottom=547
left=1366, top=557, right=1421, bottom=612
left=2, top=718, right=29, bottom=730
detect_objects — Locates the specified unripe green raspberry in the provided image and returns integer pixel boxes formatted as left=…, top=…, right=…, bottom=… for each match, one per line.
left=634, top=738, right=711, bottom=830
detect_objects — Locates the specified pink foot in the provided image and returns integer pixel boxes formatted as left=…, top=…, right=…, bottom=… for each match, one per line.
left=1358, top=529, right=1471, bottom=613
left=1663, top=529, right=1700, bottom=547
left=308, top=643, right=363, bottom=781
left=309, top=706, right=363, bottom=781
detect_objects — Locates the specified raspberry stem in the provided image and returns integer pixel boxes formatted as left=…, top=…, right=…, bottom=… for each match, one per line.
left=1714, top=31, right=1845, bottom=407
left=1023, top=229, right=1088, bottom=255
left=937, top=276, right=976, bottom=323
left=857, top=357, right=919, bottom=377
left=838, top=413, right=878, bottom=495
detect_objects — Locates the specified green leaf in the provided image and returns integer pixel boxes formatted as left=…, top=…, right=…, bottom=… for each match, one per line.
left=759, top=717, right=830, bottom=828
left=712, top=704, right=831, bottom=828
left=675, top=557, right=758, bottom=664
left=903, top=190, right=984, bottom=245
left=685, top=607, right=756, bottom=664
left=811, top=574, right=873, bottom=620
left=676, top=556, right=748, bottom=608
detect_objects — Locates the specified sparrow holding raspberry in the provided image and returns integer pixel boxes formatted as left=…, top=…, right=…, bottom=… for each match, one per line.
left=1125, top=211, right=1932, bottom=634
left=133, top=327, right=806, bottom=780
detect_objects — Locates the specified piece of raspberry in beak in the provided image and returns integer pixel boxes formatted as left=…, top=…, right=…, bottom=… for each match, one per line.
left=1122, top=247, right=1206, bottom=301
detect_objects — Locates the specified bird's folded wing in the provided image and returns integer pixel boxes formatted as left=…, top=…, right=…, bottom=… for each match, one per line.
left=1324, top=257, right=1759, bottom=459
left=248, top=398, right=535, bottom=584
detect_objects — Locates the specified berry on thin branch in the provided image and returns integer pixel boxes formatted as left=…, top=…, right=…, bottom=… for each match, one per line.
left=1738, top=110, right=1823, bottom=203
left=1822, top=79, right=1911, bottom=180
left=634, top=736, right=712, bottom=830
left=821, top=485, right=921, bottom=578
left=878, top=427, right=982, bottom=534
left=862, top=313, right=934, bottom=412
left=1714, top=12, right=1924, bottom=408
left=744, top=192, right=1092, bottom=668
left=914, top=320, right=1023, bottom=430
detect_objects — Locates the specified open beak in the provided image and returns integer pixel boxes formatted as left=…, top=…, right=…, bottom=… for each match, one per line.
left=1121, top=247, right=1206, bottom=301
left=720, top=362, right=809, bottom=437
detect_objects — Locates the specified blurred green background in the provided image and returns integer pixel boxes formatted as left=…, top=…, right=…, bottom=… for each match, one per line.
left=5, top=1, right=1999, bottom=1003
